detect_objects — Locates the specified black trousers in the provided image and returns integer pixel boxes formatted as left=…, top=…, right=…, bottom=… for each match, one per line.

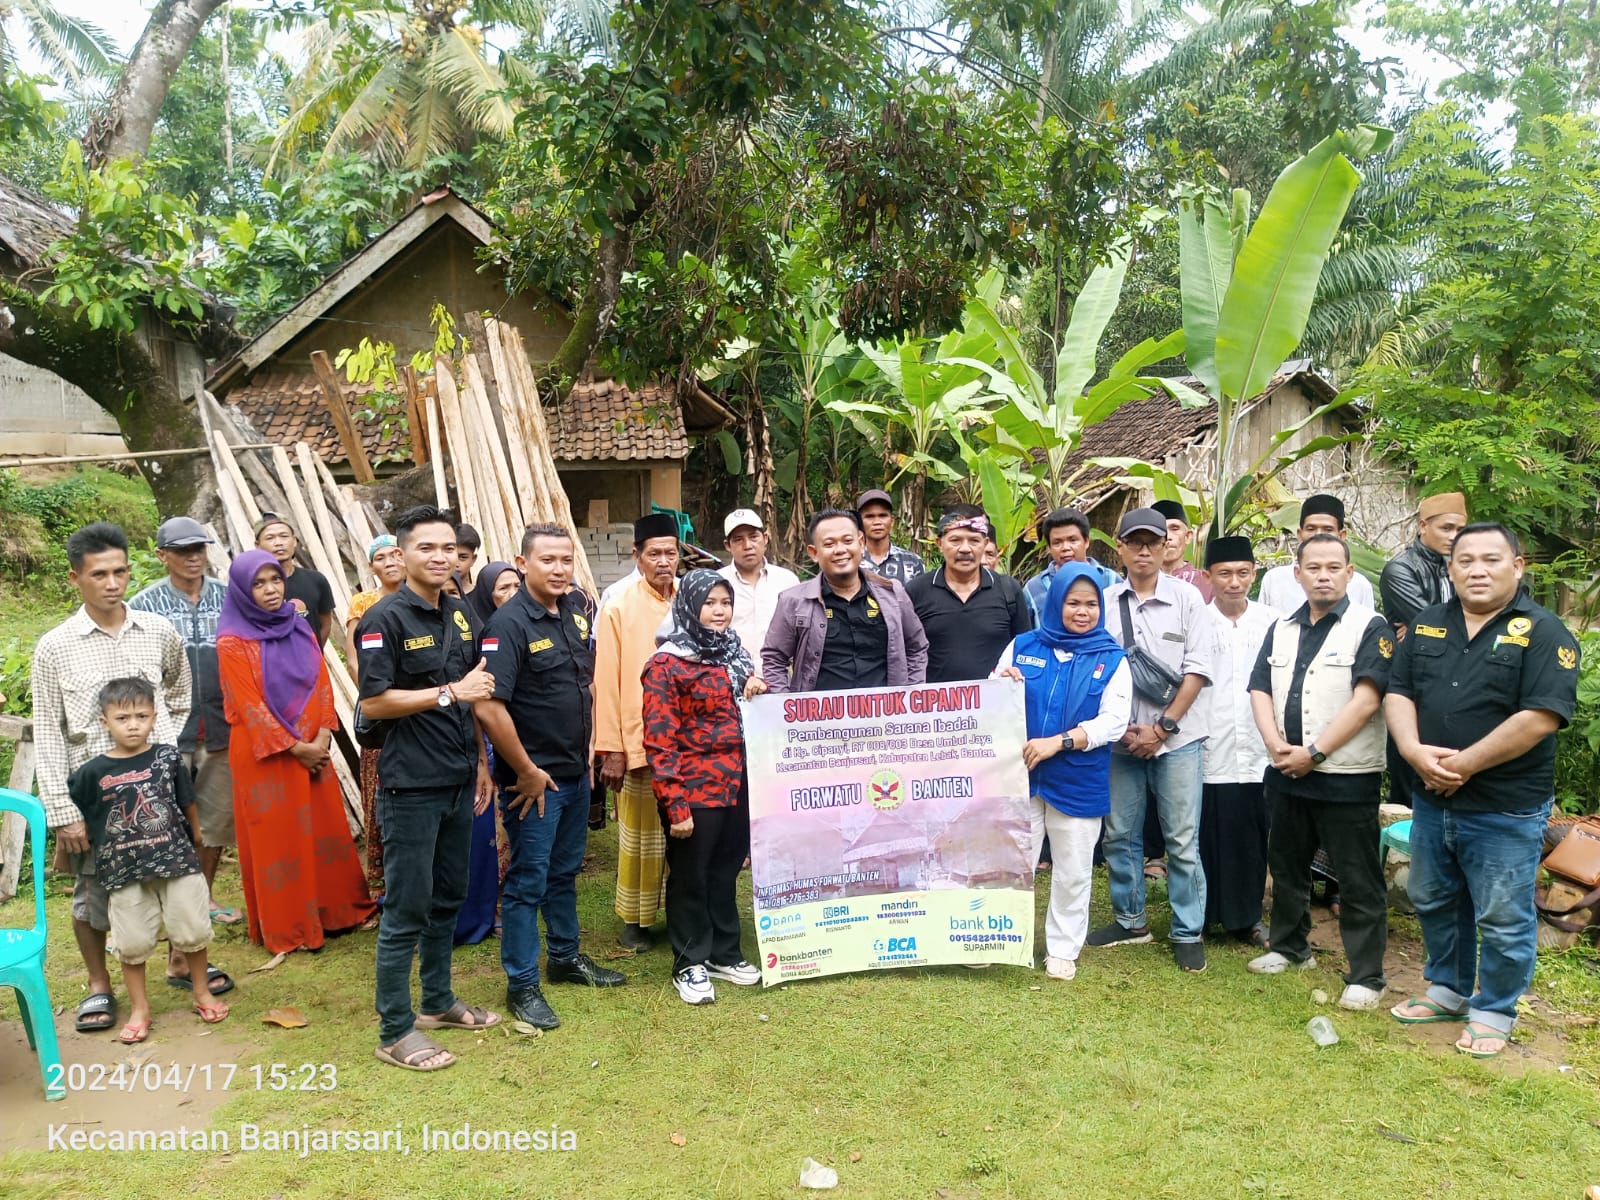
left=660, top=804, right=749, bottom=974
left=1266, top=789, right=1388, bottom=989
left=1200, top=782, right=1269, bottom=934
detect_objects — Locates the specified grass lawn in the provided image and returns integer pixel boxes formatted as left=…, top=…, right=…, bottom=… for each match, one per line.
left=2, top=823, right=1599, bottom=1199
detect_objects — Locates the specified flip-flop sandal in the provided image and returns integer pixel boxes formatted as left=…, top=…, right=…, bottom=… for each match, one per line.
left=415, top=1000, right=501, bottom=1030
left=1456, top=1022, right=1509, bottom=1058
left=1390, top=996, right=1468, bottom=1025
left=118, top=1019, right=151, bottom=1044
left=75, top=991, right=117, bottom=1033
left=374, top=1031, right=456, bottom=1071
left=192, top=1000, right=230, bottom=1024
left=209, top=906, right=244, bottom=925
left=166, top=964, right=235, bottom=996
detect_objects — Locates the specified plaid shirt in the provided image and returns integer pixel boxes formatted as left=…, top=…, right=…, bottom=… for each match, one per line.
left=862, top=543, right=926, bottom=583
left=129, top=576, right=228, bottom=751
left=31, top=604, right=191, bottom=828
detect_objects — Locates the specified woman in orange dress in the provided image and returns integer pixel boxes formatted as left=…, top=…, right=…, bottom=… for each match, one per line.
left=218, top=550, right=375, bottom=953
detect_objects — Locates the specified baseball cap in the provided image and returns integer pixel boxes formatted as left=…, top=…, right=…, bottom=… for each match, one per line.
left=855, top=488, right=893, bottom=512
left=156, top=516, right=214, bottom=548
left=1117, top=507, right=1168, bottom=540
left=723, top=508, right=764, bottom=537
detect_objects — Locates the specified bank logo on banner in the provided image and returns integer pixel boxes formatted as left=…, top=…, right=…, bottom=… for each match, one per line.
left=743, top=679, right=1035, bottom=985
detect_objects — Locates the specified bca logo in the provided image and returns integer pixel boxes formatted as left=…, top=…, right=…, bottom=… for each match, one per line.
left=765, top=952, right=778, bottom=968
left=887, top=937, right=916, bottom=953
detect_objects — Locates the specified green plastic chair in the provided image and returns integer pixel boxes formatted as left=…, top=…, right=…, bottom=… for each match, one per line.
left=0, top=788, right=65, bottom=1101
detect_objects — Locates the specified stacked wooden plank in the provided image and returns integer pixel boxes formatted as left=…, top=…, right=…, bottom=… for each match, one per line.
left=433, top=316, right=598, bottom=596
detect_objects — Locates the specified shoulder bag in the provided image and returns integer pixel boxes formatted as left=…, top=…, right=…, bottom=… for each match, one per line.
left=1118, top=590, right=1184, bottom=707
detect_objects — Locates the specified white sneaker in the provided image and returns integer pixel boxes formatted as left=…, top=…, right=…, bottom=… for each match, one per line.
left=706, top=960, right=760, bottom=986
left=1045, top=956, right=1076, bottom=981
left=673, top=965, right=716, bottom=1005
left=1248, top=951, right=1316, bottom=974
left=1338, top=983, right=1384, bottom=1011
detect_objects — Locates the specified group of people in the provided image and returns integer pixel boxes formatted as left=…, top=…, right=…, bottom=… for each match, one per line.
left=31, top=481, right=1577, bottom=1068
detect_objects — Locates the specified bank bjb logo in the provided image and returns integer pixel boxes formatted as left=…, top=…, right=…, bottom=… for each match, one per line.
left=868, top=768, right=904, bottom=811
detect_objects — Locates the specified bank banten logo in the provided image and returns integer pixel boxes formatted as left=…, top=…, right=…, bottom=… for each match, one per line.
left=868, top=768, right=904, bottom=810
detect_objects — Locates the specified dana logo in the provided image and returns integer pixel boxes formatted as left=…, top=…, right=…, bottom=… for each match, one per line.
left=868, top=768, right=904, bottom=811
left=765, top=952, right=778, bottom=968
left=759, top=911, right=802, bottom=931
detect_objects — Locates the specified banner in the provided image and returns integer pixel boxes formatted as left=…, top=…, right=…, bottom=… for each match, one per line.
left=745, top=678, right=1035, bottom=984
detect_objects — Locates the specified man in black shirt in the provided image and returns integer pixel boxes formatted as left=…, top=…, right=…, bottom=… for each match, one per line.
left=357, top=505, right=500, bottom=1071
left=255, top=515, right=335, bottom=645
left=906, top=509, right=1032, bottom=683
left=1385, top=523, right=1579, bottom=1058
left=1247, top=533, right=1392, bottom=1010
left=478, top=524, right=625, bottom=1031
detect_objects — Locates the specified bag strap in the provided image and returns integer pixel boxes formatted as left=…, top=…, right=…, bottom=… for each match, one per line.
left=1118, top=589, right=1136, bottom=651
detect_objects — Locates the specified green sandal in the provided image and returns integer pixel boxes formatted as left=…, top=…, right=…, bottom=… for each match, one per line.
left=1456, top=1022, right=1509, bottom=1059
left=1389, top=996, right=1467, bottom=1025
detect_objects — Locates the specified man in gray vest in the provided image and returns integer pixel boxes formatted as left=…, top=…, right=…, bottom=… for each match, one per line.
left=1246, top=533, right=1393, bottom=1010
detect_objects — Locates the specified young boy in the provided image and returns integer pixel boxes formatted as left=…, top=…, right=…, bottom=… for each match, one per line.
left=68, top=677, right=228, bottom=1043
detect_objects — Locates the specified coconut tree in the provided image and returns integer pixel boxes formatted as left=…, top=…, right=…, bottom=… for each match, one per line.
left=0, top=0, right=117, bottom=91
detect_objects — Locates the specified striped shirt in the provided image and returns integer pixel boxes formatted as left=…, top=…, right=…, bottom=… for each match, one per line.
left=129, top=577, right=228, bottom=751
left=31, top=604, right=191, bottom=828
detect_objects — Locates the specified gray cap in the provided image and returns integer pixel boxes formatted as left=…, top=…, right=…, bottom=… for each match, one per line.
left=1116, top=507, right=1169, bottom=540
left=156, top=516, right=214, bottom=548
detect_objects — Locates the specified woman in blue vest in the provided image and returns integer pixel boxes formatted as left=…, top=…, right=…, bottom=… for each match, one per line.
left=996, top=563, right=1131, bottom=980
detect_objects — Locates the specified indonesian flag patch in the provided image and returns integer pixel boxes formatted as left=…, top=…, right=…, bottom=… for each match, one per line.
left=360, top=632, right=384, bottom=650
left=482, top=638, right=500, bottom=652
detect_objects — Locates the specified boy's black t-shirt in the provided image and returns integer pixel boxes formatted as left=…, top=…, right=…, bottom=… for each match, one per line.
left=69, top=745, right=201, bottom=891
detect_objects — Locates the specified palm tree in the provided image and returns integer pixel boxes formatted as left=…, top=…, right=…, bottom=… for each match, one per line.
left=0, top=0, right=118, bottom=91
left=267, top=0, right=559, bottom=172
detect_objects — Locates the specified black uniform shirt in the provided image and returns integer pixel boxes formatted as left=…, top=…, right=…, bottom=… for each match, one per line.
left=355, top=584, right=479, bottom=790
left=1388, top=591, right=1579, bottom=811
left=814, top=579, right=889, bottom=692
left=905, top=566, right=1033, bottom=683
left=1249, top=596, right=1392, bottom=803
left=480, top=587, right=595, bottom=785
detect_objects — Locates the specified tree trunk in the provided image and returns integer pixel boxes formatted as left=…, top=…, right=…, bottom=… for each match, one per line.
left=0, top=293, right=216, bottom=520
left=83, top=0, right=227, bottom=167
left=539, top=227, right=633, bottom=398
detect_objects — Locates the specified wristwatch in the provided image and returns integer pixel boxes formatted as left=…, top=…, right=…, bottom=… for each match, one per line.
left=1308, top=742, right=1327, bottom=765
left=1156, top=715, right=1180, bottom=736
left=436, top=685, right=455, bottom=709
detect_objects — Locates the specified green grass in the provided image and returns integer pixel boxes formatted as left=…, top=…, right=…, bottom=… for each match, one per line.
left=3, top=828, right=1599, bottom=1199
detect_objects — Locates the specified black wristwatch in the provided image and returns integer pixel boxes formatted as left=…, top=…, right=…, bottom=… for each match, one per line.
left=1156, top=715, right=1180, bottom=736
left=1308, top=743, right=1328, bottom=765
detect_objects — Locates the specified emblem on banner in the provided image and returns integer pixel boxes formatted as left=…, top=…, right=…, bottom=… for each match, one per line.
left=868, top=768, right=904, bottom=811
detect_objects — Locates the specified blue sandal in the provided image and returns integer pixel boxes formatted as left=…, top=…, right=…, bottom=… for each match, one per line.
left=1389, top=996, right=1466, bottom=1024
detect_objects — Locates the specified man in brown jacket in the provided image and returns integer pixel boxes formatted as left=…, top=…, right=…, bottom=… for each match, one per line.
left=762, top=509, right=928, bottom=693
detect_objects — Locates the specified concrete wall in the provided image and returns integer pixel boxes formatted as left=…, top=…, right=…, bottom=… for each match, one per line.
left=0, top=351, right=125, bottom=457
left=579, top=523, right=638, bottom=589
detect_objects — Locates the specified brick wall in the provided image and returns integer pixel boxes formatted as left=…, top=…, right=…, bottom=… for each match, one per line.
left=581, top=523, right=637, bottom=589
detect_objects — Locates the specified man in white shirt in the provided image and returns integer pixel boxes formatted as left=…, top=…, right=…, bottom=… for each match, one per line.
left=1258, top=494, right=1375, bottom=612
left=717, top=509, right=799, bottom=667
left=1198, top=535, right=1279, bottom=945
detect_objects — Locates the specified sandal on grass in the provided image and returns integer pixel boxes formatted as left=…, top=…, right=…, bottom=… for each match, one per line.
left=1390, top=996, right=1467, bottom=1025
left=192, top=999, right=230, bottom=1024
left=166, top=964, right=235, bottom=995
left=118, top=1019, right=151, bottom=1045
left=374, top=1030, right=455, bottom=1071
left=75, top=991, right=117, bottom=1033
left=209, top=905, right=244, bottom=925
left=1456, top=1022, right=1509, bottom=1059
left=416, top=1000, right=501, bottom=1030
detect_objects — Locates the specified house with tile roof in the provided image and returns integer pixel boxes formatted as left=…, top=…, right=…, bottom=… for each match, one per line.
left=205, top=188, right=731, bottom=581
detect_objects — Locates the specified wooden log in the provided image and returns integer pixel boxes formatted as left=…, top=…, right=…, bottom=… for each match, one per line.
left=212, top=430, right=262, bottom=527
left=455, top=360, right=515, bottom=563
left=401, top=365, right=429, bottom=466
left=0, top=726, right=35, bottom=903
left=0, top=444, right=274, bottom=470
left=433, top=362, right=484, bottom=535
left=485, top=323, right=546, bottom=526
left=425, top=383, right=448, bottom=509
left=201, top=523, right=232, bottom=578
left=271, top=444, right=349, bottom=611
left=310, top=350, right=376, bottom=484
left=298, top=443, right=365, bottom=585
left=461, top=354, right=523, bottom=560
left=340, top=486, right=379, bottom=565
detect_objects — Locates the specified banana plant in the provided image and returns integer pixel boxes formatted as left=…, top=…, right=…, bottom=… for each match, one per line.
left=1179, top=124, right=1393, bottom=532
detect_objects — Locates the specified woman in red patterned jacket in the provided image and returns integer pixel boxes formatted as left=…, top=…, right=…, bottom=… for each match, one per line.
left=642, top=568, right=768, bottom=1005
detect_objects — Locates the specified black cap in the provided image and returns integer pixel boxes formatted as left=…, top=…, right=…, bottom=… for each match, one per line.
left=633, top=512, right=679, bottom=546
left=1203, top=535, right=1254, bottom=567
left=1117, top=507, right=1168, bottom=539
left=855, top=488, right=894, bottom=512
left=1150, top=499, right=1188, bottom=523
left=1299, top=494, right=1345, bottom=526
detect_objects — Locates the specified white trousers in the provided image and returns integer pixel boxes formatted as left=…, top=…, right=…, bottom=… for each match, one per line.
left=1030, top=797, right=1102, bottom=962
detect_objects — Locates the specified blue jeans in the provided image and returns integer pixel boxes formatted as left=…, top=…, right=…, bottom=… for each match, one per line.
left=500, top=776, right=590, bottom=990
left=1104, top=742, right=1206, bottom=941
left=374, top=782, right=473, bottom=1044
left=1407, top=793, right=1550, bottom=1034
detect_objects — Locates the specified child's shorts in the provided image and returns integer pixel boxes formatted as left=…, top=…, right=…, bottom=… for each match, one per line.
left=107, top=874, right=212, bottom=965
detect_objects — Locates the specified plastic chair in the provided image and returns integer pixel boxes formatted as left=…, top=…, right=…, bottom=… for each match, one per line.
left=0, top=788, right=65, bottom=1101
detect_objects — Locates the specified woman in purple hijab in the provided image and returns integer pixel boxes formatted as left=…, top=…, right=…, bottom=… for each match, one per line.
left=217, top=551, right=374, bottom=952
